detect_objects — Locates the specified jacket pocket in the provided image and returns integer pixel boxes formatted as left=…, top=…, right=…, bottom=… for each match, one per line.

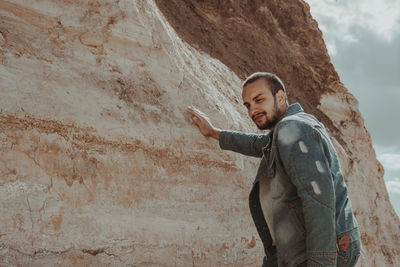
left=337, top=229, right=361, bottom=267
left=262, top=143, right=276, bottom=178
left=254, top=145, right=276, bottom=184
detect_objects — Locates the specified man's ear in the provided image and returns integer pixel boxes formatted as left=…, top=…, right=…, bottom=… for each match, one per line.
left=276, top=90, right=286, bottom=105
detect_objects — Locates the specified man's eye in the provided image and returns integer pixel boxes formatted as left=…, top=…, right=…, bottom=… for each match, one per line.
left=256, top=98, right=263, bottom=102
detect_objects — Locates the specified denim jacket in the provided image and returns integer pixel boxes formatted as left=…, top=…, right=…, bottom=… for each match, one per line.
left=219, top=103, right=360, bottom=266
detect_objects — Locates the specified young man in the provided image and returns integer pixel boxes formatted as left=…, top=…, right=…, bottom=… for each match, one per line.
left=187, top=72, right=360, bottom=267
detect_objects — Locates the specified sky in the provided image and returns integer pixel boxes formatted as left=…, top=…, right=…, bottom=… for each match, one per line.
left=307, top=0, right=400, bottom=216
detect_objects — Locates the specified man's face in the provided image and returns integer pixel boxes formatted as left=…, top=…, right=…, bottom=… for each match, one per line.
left=242, top=79, right=285, bottom=130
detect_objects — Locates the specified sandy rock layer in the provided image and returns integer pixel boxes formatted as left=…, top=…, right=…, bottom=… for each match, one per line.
left=0, top=0, right=399, bottom=266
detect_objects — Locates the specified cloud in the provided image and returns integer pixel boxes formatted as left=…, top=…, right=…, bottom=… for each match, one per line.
left=326, top=42, right=337, bottom=56
left=378, top=154, right=400, bottom=171
left=386, top=178, right=400, bottom=195
left=332, top=30, right=400, bottom=148
left=307, top=0, right=400, bottom=42
left=386, top=178, right=400, bottom=216
left=357, top=0, right=400, bottom=40
left=308, top=0, right=400, bottom=149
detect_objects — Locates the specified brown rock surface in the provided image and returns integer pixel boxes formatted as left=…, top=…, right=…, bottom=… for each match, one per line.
left=0, top=0, right=398, bottom=266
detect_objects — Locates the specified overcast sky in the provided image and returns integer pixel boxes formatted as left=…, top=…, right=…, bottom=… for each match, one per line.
left=307, top=0, right=400, bottom=216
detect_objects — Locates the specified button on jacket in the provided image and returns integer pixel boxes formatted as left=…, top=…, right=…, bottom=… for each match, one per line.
left=219, top=103, right=360, bottom=266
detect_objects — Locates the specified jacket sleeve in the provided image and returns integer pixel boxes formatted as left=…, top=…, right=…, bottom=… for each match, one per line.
left=219, top=130, right=271, bottom=158
left=276, top=121, right=337, bottom=266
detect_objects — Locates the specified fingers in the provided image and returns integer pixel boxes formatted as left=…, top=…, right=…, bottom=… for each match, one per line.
left=191, top=114, right=202, bottom=127
left=187, top=106, right=206, bottom=123
left=186, top=106, right=215, bottom=137
left=187, top=106, right=206, bottom=118
left=187, top=107, right=199, bottom=124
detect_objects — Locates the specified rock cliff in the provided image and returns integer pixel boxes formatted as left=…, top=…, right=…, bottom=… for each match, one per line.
left=0, top=0, right=398, bottom=266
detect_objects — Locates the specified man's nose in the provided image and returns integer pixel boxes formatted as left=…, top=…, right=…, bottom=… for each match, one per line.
left=249, top=107, right=257, bottom=118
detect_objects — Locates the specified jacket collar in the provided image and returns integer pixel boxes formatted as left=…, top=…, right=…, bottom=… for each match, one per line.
left=281, top=102, right=303, bottom=119
left=266, top=103, right=303, bottom=144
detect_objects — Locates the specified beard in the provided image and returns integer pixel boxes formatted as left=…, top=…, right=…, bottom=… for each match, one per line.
left=256, top=98, right=282, bottom=130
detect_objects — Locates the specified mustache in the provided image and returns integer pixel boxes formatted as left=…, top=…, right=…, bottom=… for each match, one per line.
left=252, top=112, right=266, bottom=121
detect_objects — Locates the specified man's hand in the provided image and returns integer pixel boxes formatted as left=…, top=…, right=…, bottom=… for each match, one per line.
left=186, top=106, right=221, bottom=140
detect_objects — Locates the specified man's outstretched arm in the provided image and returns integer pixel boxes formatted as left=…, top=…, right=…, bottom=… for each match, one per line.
left=186, top=106, right=270, bottom=158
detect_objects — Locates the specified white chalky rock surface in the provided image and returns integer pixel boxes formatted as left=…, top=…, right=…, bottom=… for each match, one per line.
left=319, top=92, right=399, bottom=266
left=0, top=0, right=398, bottom=266
left=0, top=0, right=260, bottom=265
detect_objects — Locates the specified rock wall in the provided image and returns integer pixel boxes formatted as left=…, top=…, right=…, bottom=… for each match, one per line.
left=0, top=0, right=398, bottom=266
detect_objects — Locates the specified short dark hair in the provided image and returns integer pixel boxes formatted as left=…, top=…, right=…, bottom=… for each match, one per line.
left=242, top=72, right=286, bottom=96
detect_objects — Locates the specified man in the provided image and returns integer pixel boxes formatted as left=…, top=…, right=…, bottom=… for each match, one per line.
left=186, top=72, right=360, bottom=267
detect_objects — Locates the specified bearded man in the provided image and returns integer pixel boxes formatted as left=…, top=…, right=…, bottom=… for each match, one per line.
left=187, top=72, right=360, bottom=267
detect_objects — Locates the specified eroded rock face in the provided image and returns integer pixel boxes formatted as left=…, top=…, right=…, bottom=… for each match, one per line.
left=0, top=0, right=398, bottom=266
